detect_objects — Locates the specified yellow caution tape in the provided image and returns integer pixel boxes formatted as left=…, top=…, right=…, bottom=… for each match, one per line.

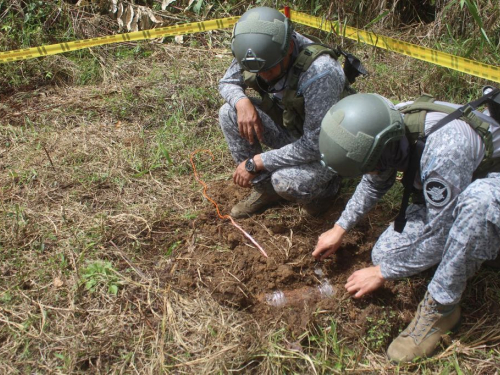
left=0, top=16, right=238, bottom=64
left=289, top=10, right=500, bottom=83
left=0, top=9, right=498, bottom=84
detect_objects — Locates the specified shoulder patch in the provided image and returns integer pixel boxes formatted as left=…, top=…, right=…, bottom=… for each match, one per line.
left=423, top=177, right=451, bottom=207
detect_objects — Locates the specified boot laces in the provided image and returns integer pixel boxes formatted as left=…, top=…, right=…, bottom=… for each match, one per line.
left=407, top=295, right=439, bottom=340
left=243, top=190, right=264, bottom=205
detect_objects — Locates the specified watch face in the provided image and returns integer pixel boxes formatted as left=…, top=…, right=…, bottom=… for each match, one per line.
left=245, top=158, right=255, bottom=173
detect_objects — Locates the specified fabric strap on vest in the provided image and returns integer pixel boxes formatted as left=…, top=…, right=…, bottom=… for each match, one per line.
left=410, top=89, right=500, bottom=160
left=394, top=95, right=434, bottom=233
left=394, top=89, right=500, bottom=233
left=243, top=44, right=341, bottom=138
left=426, top=88, right=500, bottom=138
left=394, top=138, right=425, bottom=233
left=288, top=44, right=339, bottom=92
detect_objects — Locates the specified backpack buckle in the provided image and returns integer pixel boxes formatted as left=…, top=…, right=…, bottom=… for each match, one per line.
left=460, top=104, right=473, bottom=116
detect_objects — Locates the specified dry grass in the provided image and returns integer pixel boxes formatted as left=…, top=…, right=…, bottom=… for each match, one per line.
left=1, top=10, right=500, bottom=375
left=0, top=42, right=249, bottom=373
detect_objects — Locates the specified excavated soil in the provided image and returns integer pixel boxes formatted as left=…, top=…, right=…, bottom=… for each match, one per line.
left=141, top=178, right=500, bottom=347
left=140, top=179, right=434, bottom=345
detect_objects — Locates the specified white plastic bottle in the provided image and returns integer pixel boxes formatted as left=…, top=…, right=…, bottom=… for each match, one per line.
left=260, top=280, right=336, bottom=307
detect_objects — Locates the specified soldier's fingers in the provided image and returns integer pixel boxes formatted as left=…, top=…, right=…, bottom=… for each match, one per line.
left=353, top=290, right=365, bottom=299
left=312, top=245, right=325, bottom=258
left=238, top=121, right=245, bottom=138
left=247, top=127, right=255, bottom=144
left=242, top=123, right=253, bottom=144
left=345, top=283, right=358, bottom=294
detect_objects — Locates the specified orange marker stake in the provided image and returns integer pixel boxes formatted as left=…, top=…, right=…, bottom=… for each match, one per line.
left=190, top=150, right=268, bottom=258
left=284, top=6, right=290, bottom=18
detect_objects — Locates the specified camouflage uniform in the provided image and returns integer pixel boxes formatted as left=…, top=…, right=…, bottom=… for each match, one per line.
left=336, top=103, right=500, bottom=305
left=218, top=32, right=345, bottom=204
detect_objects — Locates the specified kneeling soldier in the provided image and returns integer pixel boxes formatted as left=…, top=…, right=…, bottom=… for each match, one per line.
left=313, top=88, right=500, bottom=362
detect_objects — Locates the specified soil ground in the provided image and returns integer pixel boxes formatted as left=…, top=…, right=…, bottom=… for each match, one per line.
left=2, top=42, right=500, bottom=373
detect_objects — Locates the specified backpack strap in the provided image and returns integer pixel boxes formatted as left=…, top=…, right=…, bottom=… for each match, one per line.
left=412, top=89, right=500, bottom=180
left=393, top=95, right=435, bottom=233
left=395, top=92, right=499, bottom=233
left=287, top=44, right=339, bottom=92
left=399, top=94, right=435, bottom=139
left=400, top=95, right=495, bottom=159
left=394, top=138, right=426, bottom=233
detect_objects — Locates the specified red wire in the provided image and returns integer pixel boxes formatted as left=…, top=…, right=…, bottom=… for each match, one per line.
left=190, top=149, right=268, bottom=257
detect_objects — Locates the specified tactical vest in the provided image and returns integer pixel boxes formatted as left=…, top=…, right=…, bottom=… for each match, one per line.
left=243, top=44, right=349, bottom=139
left=394, top=93, right=500, bottom=233
left=399, top=94, right=500, bottom=179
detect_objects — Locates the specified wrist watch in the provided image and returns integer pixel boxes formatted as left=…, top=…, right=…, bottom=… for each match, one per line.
left=245, top=158, right=257, bottom=174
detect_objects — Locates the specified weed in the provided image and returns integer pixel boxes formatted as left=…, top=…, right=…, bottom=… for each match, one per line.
left=320, top=321, right=355, bottom=371
left=0, top=292, right=12, bottom=303
left=366, top=310, right=396, bottom=350
left=182, top=211, right=199, bottom=220
left=379, top=180, right=404, bottom=212
left=80, top=260, right=123, bottom=295
left=166, top=240, right=182, bottom=257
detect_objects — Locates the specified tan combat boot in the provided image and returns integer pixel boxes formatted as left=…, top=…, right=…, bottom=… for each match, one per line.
left=231, top=181, right=284, bottom=219
left=387, top=292, right=461, bottom=363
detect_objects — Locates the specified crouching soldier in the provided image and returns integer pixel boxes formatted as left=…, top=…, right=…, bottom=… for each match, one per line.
left=218, top=7, right=351, bottom=218
left=312, top=88, right=500, bottom=362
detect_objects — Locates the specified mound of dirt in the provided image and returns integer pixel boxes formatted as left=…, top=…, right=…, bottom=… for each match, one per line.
left=146, top=179, right=425, bottom=345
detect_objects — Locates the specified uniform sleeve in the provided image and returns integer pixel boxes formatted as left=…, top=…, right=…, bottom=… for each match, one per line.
left=336, top=169, right=397, bottom=231
left=412, top=125, right=475, bottom=238
left=379, top=122, right=479, bottom=280
left=260, top=55, right=346, bottom=171
left=218, top=58, right=248, bottom=108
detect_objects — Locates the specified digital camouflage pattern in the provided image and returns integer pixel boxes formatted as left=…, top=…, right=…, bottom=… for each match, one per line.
left=218, top=32, right=345, bottom=203
left=337, top=108, right=500, bottom=305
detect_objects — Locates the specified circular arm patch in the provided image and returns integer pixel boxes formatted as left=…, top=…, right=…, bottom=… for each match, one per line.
left=423, top=177, right=451, bottom=207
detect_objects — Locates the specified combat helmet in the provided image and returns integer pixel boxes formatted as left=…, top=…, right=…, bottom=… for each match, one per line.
left=231, top=7, right=293, bottom=73
left=319, top=93, right=405, bottom=177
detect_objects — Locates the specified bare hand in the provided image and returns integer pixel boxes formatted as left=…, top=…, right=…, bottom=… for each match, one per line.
left=345, top=266, right=385, bottom=298
left=312, top=224, right=346, bottom=260
left=233, top=160, right=254, bottom=188
left=235, top=98, right=264, bottom=145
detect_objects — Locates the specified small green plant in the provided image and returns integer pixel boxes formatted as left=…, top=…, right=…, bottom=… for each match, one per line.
left=324, top=321, right=354, bottom=371
left=189, top=0, right=205, bottom=14
left=80, top=260, right=123, bottom=296
left=0, top=292, right=12, bottom=304
left=182, top=211, right=200, bottom=220
left=54, top=351, right=75, bottom=372
left=365, top=310, right=396, bottom=350
left=166, top=240, right=182, bottom=257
